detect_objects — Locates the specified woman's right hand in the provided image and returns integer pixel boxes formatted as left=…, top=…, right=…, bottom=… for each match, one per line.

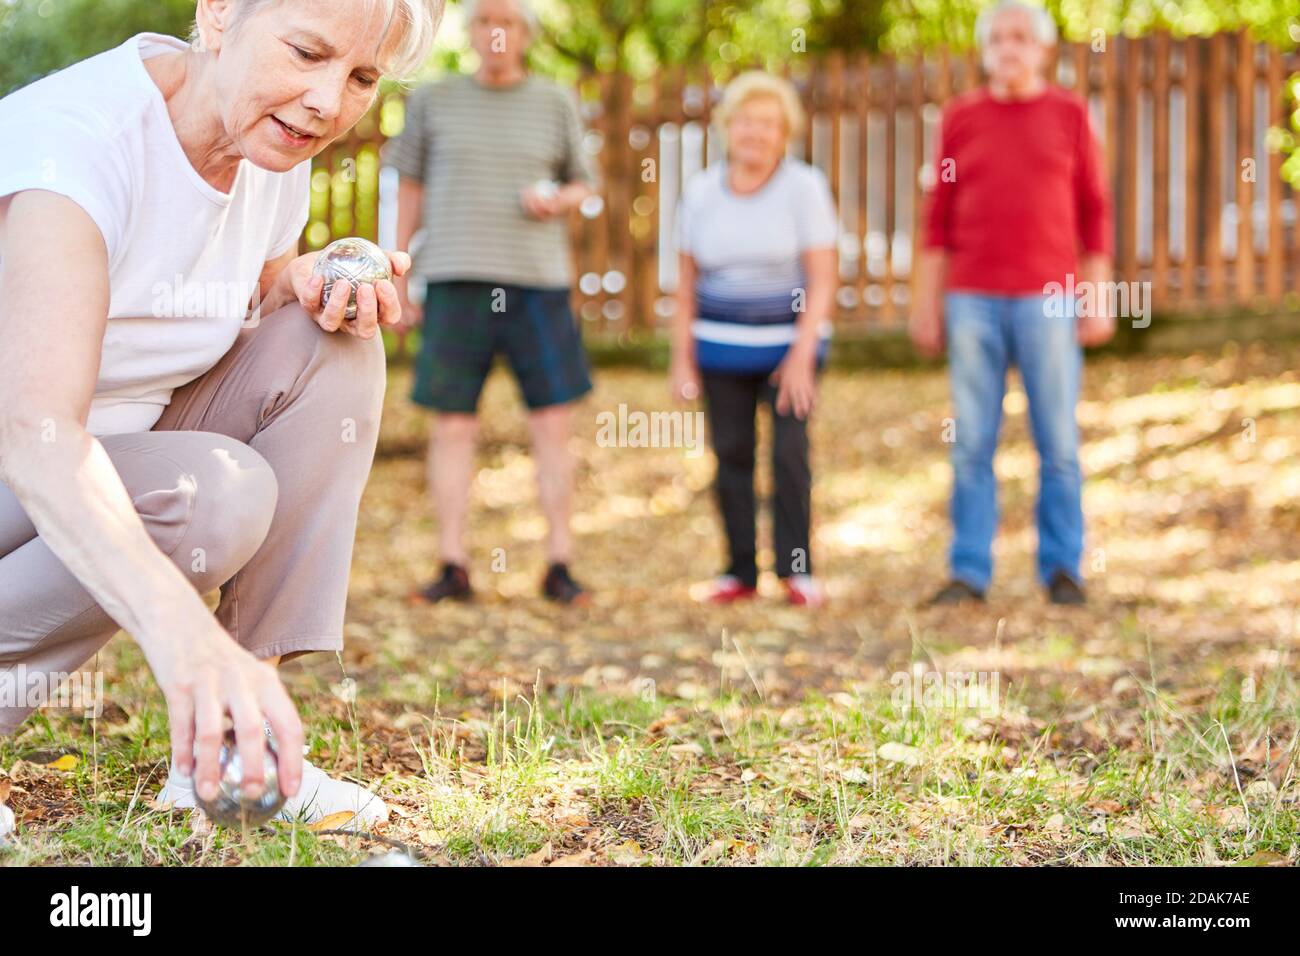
left=0, top=191, right=301, bottom=807
left=146, top=615, right=304, bottom=806
left=670, top=355, right=701, bottom=404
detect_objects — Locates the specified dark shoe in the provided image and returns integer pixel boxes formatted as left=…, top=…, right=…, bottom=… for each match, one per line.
left=928, top=580, right=986, bottom=606
left=1047, top=571, right=1086, bottom=605
left=410, top=563, right=472, bottom=604
left=542, top=563, right=590, bottom=606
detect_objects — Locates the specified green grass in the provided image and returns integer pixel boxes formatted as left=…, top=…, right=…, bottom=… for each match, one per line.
left=2, top=344, right=1298, bottom=866
left=4, top=661, right=1295, bottom=866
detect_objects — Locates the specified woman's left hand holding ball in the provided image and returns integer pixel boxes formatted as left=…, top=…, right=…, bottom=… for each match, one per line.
left=282, top=248, right=412, bottom=339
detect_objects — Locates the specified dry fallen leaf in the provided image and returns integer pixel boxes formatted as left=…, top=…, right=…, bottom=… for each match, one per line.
left=1113, top=817, right=1148, bottom=839
left=877, top=743, right=922, bottom=766
left=668, top=742, right=704, bottom=760
left=505, top=843, right=553, bottom=867
left=607, top=839, right=647, bottom=865
left=1243, top=779, right=1277, bottom=806
left=778, top=708, right=805, bottom=729
left=1087, top=799, right=1124, bottom=815
left=1236, top=850, right=1290, bottom=867
left=189, top=809, right=214, bottom=837
left=694, top=838, right=731, bottom=864
left=1215, top=805, right=1249, bottom=831
left=307, top=811, right=359, bottom=832
left=555, top=810, right=591, bottom=828
left=548, top=848, right=596, bottom=867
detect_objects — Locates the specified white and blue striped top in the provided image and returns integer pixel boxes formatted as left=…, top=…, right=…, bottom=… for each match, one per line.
left=675, top=158, right=838, bottom=374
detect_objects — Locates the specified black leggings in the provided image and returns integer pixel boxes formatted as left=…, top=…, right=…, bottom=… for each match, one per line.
left=701, top=370, right=812, bottom=587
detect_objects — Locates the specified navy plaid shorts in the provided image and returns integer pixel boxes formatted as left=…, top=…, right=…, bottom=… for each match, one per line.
left=412, top=281, right=593, bottom=413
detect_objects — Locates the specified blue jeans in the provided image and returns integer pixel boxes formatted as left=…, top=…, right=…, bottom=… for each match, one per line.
left=945, top=292, right=1083, bottom=592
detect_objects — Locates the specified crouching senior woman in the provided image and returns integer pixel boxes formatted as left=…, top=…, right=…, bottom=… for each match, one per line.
left=0, top=0, right=443, bottom=838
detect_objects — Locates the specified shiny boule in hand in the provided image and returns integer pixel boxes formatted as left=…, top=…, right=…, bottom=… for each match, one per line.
left=194, top=728, right=285, bottom=826
left=311, top=237, right=393, bottom=320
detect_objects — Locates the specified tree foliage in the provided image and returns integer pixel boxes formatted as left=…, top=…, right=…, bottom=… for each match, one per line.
left=882, top=0, right=1297, bottom=52
left=0, top=0, right=196, bottom=97
left=528, top=0, right=890, bottom=80
left=3, top=0, right=1295, bottom=90
left=2, top=0, right=1297, bottom=184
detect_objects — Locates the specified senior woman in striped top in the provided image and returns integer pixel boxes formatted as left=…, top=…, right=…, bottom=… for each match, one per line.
left=671, top=72, right=839, bottom=607
left=0, top=0, right=442, bottom=836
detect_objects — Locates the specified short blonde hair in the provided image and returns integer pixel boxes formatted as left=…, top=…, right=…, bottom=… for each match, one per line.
left=714, top=71, right=806, bottom=142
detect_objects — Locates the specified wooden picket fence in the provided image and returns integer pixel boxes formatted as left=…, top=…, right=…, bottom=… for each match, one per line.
left=308, top=31, right=1300, bottom=340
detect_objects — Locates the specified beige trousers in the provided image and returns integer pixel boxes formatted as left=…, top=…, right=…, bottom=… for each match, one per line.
left=0, top=304, right=385, bottom=734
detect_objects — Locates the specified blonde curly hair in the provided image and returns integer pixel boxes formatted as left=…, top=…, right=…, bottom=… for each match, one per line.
left=713, top=71, right=807, bottom=143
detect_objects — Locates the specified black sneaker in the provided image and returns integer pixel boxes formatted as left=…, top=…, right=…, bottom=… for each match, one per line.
left=1047, top=571, right=1086, bottom=605
left=542, top=563, right=590, bottom=606
left=928, top=580, right=986, bottom=606
left=410, top=563, right=472, bottom=604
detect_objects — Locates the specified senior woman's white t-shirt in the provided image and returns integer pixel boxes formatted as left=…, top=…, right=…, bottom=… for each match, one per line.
left=0, top=33, right=311, bottom=436
left=674, top=158, right=838, bottom=374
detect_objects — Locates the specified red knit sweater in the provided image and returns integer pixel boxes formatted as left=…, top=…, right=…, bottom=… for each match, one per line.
left=923, top=85, right=1112, bottom=294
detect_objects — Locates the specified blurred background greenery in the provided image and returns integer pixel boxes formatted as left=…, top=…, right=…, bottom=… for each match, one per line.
left=1, top=1, right=1297, bottom=189
left=2, top=0, right=1297, bottom=92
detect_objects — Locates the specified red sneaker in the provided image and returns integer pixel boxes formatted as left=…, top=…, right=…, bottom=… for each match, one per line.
left=693, top=575, right=758, bottom=604
left=784, top=574, right=826, bottom=607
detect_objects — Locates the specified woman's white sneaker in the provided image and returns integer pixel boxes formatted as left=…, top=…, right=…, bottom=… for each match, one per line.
left=157, top=759, right=388, bottom=830
left=278, top=760, right=388, bottom=828
left=785, top=574, right=827, bottom=607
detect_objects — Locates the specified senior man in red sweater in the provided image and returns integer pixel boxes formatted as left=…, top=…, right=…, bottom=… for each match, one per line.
left=911, top=0, right=1115, bottom=605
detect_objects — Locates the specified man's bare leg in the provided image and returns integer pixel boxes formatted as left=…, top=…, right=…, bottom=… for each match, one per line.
left=409, top=413, right=479, bottom=603
left=527, top=404, right=575, bottom=564
left=431, top=413, right=478, bottom=566
left=528, top=404, right=588, bottom=604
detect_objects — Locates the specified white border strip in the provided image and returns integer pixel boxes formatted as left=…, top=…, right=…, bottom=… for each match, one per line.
left=692, top=319, right=833, bottom=346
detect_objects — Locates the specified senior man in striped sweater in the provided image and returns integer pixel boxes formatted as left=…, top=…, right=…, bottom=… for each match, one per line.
left=386, top=0, right=599, bottom=605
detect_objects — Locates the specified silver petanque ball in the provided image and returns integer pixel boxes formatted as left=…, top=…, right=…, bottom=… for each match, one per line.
left=311, top=237, right=393, bottom=320
left=194, top=728, right=285, bottom=827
